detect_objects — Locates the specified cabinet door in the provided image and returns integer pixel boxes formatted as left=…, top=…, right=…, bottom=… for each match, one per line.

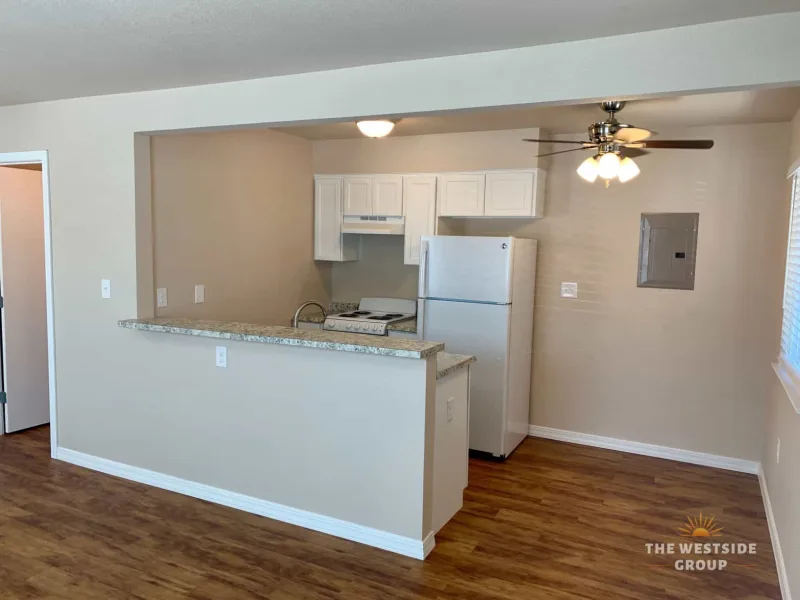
left=438, top=173, right=485, bottom=216
left=403, top=176, right=437, bottom=265
left=484, top=171, right=534, bottom=217
left=373, top=175, right=403, bottom=216
left=314, top=177, right=343, bottom=261
left=343, top=176, right=373, bottom=216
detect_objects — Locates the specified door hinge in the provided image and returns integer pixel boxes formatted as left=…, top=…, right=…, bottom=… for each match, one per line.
left=0, top=392, right=6, bottom=405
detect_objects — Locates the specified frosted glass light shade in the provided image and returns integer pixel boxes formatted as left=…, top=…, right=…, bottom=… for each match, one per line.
left=356, top=120, right=395, bottom=138
left=597, top=152, right=621, bottom=180
left=618, top=157, right=641, bottom=183
left=577, top=156, right=600, bottom=182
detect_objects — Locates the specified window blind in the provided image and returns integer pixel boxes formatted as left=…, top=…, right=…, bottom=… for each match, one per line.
left=781, top=173, right=800, bottom=374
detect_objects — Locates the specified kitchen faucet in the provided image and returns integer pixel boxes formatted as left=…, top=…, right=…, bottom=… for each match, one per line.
left=292, top=301, right=327, bottom=328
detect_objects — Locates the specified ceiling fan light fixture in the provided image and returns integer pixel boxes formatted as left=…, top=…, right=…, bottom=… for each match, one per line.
left=618, top=157, right=641, bottom=183
left=356, top=120, right=395, bottom=138
left=577, top=156, right=600, bottom=183
left=597, top=152, right=621, bottom=180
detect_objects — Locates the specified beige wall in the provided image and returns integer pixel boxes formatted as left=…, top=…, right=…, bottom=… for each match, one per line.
left=465, top=123, right=790, bottom=461
left=313, top=129, right=533, bottom=301
left=761, top=110, right=800, bottom=598
left=152, top=129, right=330, bottom=325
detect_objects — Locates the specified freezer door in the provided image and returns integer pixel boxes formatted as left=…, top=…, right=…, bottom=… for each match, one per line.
left=421, top=299, right=510, bottom=455
left=420, top=236, right=513, bottom=303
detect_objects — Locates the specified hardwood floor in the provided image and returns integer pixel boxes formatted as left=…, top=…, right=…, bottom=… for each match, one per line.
left=0, top=427, right=780, bottom=599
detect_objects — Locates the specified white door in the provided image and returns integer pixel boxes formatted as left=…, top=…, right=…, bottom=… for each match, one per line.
left=343, top=176, right=373, bottom=216
left=484, top=172, right=534, bottom=217
left=373, top=175, right=403, bottom=216
left=0, top=167, right=49, bottom=433
left=420, top=299, right=510, bottom=455
left=420, top=235, right=513, bottom=303
left=438, top=173, right=485, bottom=217
left=314, top=177, right=343, bottom=261
left=403, top=175, right=437, bottom=265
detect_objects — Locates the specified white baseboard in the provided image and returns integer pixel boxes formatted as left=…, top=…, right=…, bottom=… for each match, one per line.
left=528, top=425, right=759, bottom=474
left=56, top=447, right=433, bottom=560
left=758, top=465, right=792, bottom=600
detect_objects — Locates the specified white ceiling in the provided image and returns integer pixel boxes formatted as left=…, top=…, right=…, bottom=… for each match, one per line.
left=2, top=0, right=800, bottom=106
left=273, top=88, right=800, bottom=139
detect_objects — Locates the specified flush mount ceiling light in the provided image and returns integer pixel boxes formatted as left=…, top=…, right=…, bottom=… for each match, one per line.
left=523, top=101, right=715, bottom=186
left=356, top=120, right=396, bottom=138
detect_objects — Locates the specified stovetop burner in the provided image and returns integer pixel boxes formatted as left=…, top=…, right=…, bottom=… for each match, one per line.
left=368, top=315, right=393, bottom=321
left=340, top=311, right=371, bottom=318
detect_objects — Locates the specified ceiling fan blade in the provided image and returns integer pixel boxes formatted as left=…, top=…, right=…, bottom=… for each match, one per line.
left=620, top=147, right=651, bottom=159
left=535, top=147, right=595, bottom=158
left=636, top=139, right=715, bottom=150
left=523, top=139, right=591, bottom=145
left=612, top=126, right=655, bottom=143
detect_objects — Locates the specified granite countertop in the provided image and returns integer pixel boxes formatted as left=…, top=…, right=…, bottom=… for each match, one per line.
left=119, top=317, right=443, bottom=359
left=297, top=312, right=417, bottom=333
left=436, top=353, right=476, bottom=380
left=297, top=303, right=417, bottom=334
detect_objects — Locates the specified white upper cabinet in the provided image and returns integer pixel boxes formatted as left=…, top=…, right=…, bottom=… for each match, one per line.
left=373, top=175, right=404, bottom=216
left=484, top=171, right=534, bottom=216
left=314, top=177, right=360, bottom=262
left=343, top=177, right=373, bottom=216
left=438, top=173, right=486, bottom=217
left=403, top=175, right=437, bottom=265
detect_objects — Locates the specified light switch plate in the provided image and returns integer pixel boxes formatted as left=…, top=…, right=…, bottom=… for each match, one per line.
left=447, top=397, right=454, bottom=422
left=194, top=284, right=205, bottom=304
left=101, top=279, right=111, bottom=299
left=157, top=288, right=168, bottom=308
left=560, top=282, right=578, bottom=299
left=215, top=346, right=227, bottom=368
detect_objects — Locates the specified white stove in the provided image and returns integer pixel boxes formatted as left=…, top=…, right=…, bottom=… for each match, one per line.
left=323, top=297, right=416, bottom=336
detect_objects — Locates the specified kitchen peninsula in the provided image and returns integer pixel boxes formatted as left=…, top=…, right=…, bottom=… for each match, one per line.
left=118, top=317, right=473, bottom=559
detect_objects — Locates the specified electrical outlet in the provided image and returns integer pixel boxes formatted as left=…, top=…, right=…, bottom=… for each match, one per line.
left=157, top=288, right=168, bottom=308
left=215, top=346, right=227, bottom=368
left=101, top=279, right=111, bottom=299
left=447, top=397, right=454, bottom=422
left=777, top=438, right=781, bottom=464
left=194, top=284, right=205, bottom=304
left=561, top=282, right=578, bottom=299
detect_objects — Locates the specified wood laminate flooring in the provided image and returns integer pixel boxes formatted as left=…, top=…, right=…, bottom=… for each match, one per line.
left=0, top=427, right=780, bottom=599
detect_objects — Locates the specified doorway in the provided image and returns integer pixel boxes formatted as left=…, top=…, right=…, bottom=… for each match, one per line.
left=0, top=152, right=56, bottom=456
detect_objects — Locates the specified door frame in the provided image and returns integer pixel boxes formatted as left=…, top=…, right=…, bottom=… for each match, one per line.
left=0, top=151, right=57, bottom=456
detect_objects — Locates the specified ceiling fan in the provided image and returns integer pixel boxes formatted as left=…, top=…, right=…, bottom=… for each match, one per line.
left=523, top=101, right=714, bottom=185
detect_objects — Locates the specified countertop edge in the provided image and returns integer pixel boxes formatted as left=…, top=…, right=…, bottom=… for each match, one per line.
left=436, top=353, right=477, bottom=380
left=119, top=318, right=443, bottom=359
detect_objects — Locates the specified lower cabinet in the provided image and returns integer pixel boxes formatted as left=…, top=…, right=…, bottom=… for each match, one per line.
left=432, top=365, right=470, bottom=534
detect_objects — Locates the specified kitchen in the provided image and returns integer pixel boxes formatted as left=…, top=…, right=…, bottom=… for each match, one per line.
left=122, top=120, right=545, bottom=557
left=118, top=95, right=789, bottom=563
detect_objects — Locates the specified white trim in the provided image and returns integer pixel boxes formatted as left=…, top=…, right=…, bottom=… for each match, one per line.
left=528, top=425, right=759, bottom=474
left=56, top=447, right=433, bottom=560
left=758, top=465, right=792, bottom=600
left=0, top=152, right=56, bottom=456
left=773, top=361, right=800, bottom=415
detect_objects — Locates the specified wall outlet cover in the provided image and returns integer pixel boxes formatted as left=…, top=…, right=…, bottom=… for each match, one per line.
left=215, top=346, right=227, bottom=368
left=101, top=279, right=111, bottom=299
left=157, top=288, right=168, bottom=308
left=561, top=282, right=578, bottom=299
left=194, top=284, right=205, bottom=304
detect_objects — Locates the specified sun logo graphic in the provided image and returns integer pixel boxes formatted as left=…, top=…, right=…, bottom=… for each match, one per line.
left=678, top=513, right=723, bottom=538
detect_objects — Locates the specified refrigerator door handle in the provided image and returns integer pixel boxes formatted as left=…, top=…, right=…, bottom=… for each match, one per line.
left=417, top=300, right=425, bottom=340
left=419, top=240, right=429, bottom=298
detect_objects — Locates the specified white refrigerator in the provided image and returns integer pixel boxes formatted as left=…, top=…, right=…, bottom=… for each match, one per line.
left=418, top=235, right=537, bottom=458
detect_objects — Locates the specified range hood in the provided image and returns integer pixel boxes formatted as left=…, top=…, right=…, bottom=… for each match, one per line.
left=341, top=216, right=405, bottom=235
